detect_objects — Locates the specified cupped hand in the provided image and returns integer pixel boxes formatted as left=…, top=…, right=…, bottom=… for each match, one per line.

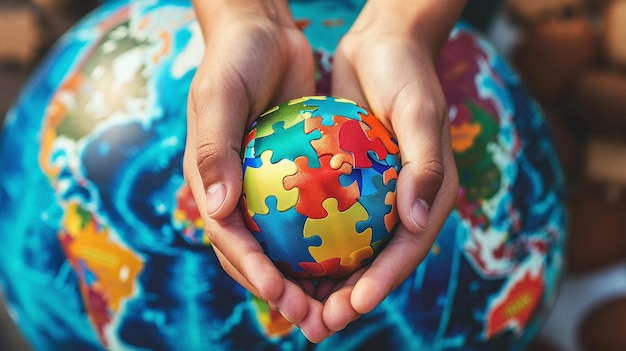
left=183, top=1, right=331, bottom=342
left=319, top=6, right=460, bottom=332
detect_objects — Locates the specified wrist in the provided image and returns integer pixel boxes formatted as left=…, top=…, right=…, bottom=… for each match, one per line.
left=353, top=0, right=466, bottom=57
left=192, top=0, right=294, bottom=36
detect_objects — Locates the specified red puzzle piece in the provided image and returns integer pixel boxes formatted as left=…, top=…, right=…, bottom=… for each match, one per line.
left=239, top=196, right=261, bottom=233
left=338, top=119, right=388, bottom=167
left=283, top=155, right=359, bottom=219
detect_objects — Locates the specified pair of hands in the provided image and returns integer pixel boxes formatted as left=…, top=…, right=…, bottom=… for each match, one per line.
left=184, top=0, right=460, bottom=343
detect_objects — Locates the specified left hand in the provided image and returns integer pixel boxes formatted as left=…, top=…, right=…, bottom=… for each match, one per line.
left=316, top=2, right=461, bottom=332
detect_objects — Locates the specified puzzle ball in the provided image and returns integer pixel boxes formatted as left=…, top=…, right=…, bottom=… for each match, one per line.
left=240, top=96, right=401, bottom=279
left=0, top=0, right=567, bottom=350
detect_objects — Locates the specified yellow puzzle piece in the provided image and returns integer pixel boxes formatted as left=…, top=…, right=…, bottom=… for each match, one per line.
left=303, top=198, right=373, bottom=268
left=243, top=150, right=299, bottom=215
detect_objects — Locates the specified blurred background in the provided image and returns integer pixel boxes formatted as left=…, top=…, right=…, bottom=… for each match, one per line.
left=0, top=2, right=98, bottom=350
left=1, top=0, right=625, bottom=350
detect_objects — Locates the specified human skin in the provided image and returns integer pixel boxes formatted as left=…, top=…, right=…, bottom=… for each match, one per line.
left=183, top=0, right=464, bottom=343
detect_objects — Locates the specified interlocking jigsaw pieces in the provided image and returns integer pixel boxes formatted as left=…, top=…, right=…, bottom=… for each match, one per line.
left=242, top=150, right=298, bottom=215
left=303, top=198, right=374, bottom=274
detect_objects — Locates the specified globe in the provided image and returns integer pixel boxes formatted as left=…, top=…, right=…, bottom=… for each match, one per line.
left=0, top=0, right=567, bottom=350
left=240, top=96, right=401, bottom=279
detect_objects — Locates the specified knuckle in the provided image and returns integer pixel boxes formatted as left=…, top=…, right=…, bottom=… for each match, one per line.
left=196, top=140, right=224, bottom=176
left=404, top=158, right=445, bottom=190
left=421, top=159, right=445, bottom=185
left=411, top=97, right=447, bottom=124
left=194, top=140, right=241, bottom=185
left=388, top=72, right=448, bottom=123
left=423, top=158, right=445, bottom=176
left=403, top=158, right=447, bottom=205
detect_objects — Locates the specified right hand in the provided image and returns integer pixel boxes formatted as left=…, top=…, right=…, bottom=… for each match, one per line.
left=183, top=0, right=330, bottom=342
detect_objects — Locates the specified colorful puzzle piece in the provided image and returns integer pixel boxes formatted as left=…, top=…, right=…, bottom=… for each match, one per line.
left=307, top=96, right=367, bottom=126
left=242, top=154, right=263, bottom=179
left=242, top=150, right=298, bottom=215
left=384, top=190, right=399, bottom=233
left=298, top=251, right=373, bottom=278
left=355, top=174, right=397, bottom=243
left=254, top=121, right=323, bottom=168
left=382, top=166, right=399, bottom=185
left=283, top=155, right=359, bottom=219
left=255, top=97, right=323, bottom=138
left=252, top=196, right=318, bottom=273
left=303, top=198, right=373, bottom=267
left=242, top=127, right=257, bottom=159
left=239, top=196, right=261, bottom=233
left=369, top=153, right=395, bottom=174
left=338, top=156, right=398, bottom=197
left=359, top=167, right=384, bottom=197
left=359, top=111, right=400, bottom=154
left=338, top=119, right=388, bottom=167
left=304, top=115, right=352, bottom=163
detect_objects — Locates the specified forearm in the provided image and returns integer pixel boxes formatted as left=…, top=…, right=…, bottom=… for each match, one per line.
left=354, top=0, right=467, bottom=57
left=191, top=0, right=294, bottom=38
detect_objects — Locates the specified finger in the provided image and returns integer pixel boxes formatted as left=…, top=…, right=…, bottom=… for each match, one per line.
left=349, top=225, right=426, bottom=314
left=187, top=69, right=251, bottom=220
left=330, top=46, right=367, bottom=106
left=211, top=244, right=264, bottom=298
left=340, top=40, right=449, bottom=234
left=298, top=298, right=333, bottom=343
left=272, top=279, right=310, bottom=325
left=384, top=68, right=448, bottom=234
left=350, top=122, right=458, bottom=314
left=204, top=211, right=286, bottom=302
left=217, top=237, right=332, bottom=342
left=214, top=244, right=310, bottom=330
left=323, top=286, right=361, bottom=331
left=321, top=271, right=365, bottom=331
left=185, top=23, right=299, bottom=220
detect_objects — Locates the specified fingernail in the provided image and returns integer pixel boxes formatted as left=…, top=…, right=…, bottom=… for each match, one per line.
left=279, top=310, right=295, bottom=324
left=205, top=182, right=226, bottom=216
left=411, top=199, right=430, bottom=231
left=300, top=329, right=315, bottom=343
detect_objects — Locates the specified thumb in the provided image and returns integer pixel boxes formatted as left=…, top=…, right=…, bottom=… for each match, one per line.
left=392, top=86, right=448, bottom=234
left=185, top=77, right=250, bottom=220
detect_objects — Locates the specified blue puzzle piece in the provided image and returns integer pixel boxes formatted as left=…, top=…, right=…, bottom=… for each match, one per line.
left=252, top=196, right=321, bottom=274
left=254, top=121, right=322, bottom=168
left=305, top=96, right=367, bottom=126
left=369, top=151, right=393, bottom=170
left=360, top=167, right=386, bottom=197
left=340, top=168, right=362, bottom=193
left=340, top=167, right=382, bottom=198
left=356, top=174, right=397, bottom=244
left=340, top=154, right=396, bottom=197
left=243, top=135, right=256, bottom=160
left=241, top=156, right=263, bottom=179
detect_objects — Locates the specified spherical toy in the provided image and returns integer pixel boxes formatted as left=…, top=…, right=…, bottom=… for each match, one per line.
left=240, top=96, right=401, bottom=279
left=0, top=0, right=566, bottom=350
